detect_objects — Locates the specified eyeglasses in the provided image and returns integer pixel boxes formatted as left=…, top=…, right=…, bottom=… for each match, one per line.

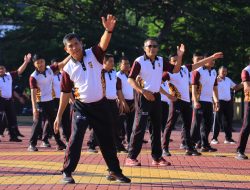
left=145, top=45, right=158, bottom=48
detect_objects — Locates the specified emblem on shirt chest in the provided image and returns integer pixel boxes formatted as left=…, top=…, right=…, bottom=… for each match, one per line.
left=88, top=62, right=93, bottom=68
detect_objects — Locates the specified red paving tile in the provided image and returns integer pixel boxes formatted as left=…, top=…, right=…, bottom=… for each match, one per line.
left=0, top=125, right=249, bottom=189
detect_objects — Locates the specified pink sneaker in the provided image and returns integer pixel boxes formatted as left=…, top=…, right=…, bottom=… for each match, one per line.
left=152, top=157, right=171, bottom=166
left=125, top=158, right=141, bottom=166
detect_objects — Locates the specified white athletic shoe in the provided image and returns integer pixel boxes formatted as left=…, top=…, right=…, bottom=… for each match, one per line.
left=211, top=139, right=219, bottom=144
left=224, top=139, right=236, bottom=144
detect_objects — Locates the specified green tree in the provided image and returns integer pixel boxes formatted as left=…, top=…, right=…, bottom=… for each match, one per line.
left=0, top=0, right=250, bottom=87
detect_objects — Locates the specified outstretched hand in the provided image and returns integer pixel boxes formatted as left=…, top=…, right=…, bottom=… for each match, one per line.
left=24, top=53, right=32, bottom=64
left=212, top=52, right=223, bottom=60
left=101, top=14, right=117, bottom=32
left=177, top=44, right=185, bottom=57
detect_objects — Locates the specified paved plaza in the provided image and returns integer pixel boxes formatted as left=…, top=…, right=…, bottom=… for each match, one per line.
left=0, top=123, right=249, bottom=190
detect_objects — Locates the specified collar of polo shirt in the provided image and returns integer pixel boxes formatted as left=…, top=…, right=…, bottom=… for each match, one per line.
left=202, top=66, right=214, bottom=70
left=102, top=68, right=114, bottom=73
left=120, top=70, right=129, bottom=77
left=35, top=67, right=48, bottom=75
left=0, top=73, right=7, bottom=77
left=143, top=52, right=159, bottom=61
left=218, top=76, right=226, bottom=80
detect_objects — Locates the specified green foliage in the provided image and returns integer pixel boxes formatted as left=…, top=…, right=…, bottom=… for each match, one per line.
left=0, top=0, right=249, bottom=87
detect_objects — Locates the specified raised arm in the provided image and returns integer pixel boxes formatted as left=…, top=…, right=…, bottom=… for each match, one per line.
left=192, top=52, right=223, bottom=71
left=173, top=44, right=185, bottom=73
left=17, top=53, right=32, bottom=75
left=57, top=55, right=71, bottom=70
left=99, top=14, right=117, bottom=51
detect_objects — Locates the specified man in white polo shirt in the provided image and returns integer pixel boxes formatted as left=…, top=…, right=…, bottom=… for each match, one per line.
left=117, top=57, right=135, bottom=145
left=235, top=62, right=250, bottom=160
left=28, top=54, right=69, bottom=151
left=162, top=51, right=223, bottom=156
left=104, top=54, right=128, bottom=152
left=87, top=54, right=127, bottom=153
left=0, top=53, right=31, bottom=142
left=211, top=66, right=242, bottom=145
left=125, top=38, right=184, bottom=166
left=179, top=51, right=204, bottom=150
left=54, top=15, right=131, bottom=184
left=191, top=53, right=221, bottom=152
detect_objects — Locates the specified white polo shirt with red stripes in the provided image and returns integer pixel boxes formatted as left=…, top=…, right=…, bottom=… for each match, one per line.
left=129, top=54, right=174, bottom=93
left=61, top=45, right=105, bottom=103
left=29, top=65, right=58, bottom=102
left=165, top=65, right=192, bottom=102
left=116, top=71, right=134, bottom=100
left=104, top=69, right=118, bottom=100
left=192, top=67, right=218, bottom=103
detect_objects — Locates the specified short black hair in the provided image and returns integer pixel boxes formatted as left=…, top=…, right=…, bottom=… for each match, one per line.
left=219, top=66, right=227, bottom=71
left=32, top=54, right=44, bottom=63
left=119, top=56, right=129, bottom=63
left=144, top=37, right=158, bottom=46
left=193, top=51, right=203, bottom=57
left=119, top=56, right=130, bottom=67
left=51, top=58, right=59, bottom=64
left=0, top=65, right=6, bottom=69
left=63, top=33, right=81, bottom=46
left=104, top=53, right=114, bottom=62
left=168, top=53, right=177, bottom=60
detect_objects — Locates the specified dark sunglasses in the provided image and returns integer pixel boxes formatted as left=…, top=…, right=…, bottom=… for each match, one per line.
left=145, top=45, right=158, bottom=48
